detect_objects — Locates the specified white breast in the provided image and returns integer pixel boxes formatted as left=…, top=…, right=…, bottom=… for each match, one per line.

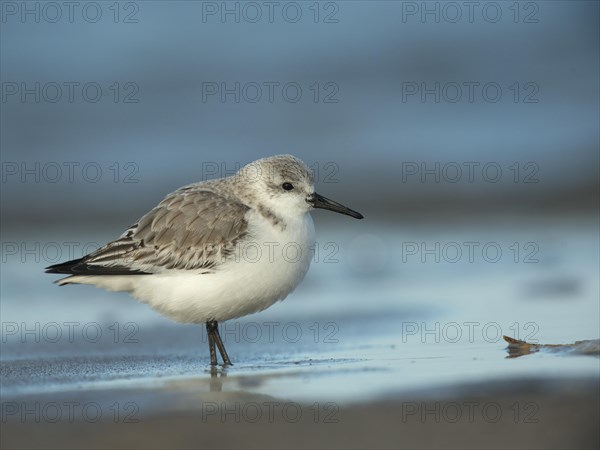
left=123, top=210, right=316, bottom=323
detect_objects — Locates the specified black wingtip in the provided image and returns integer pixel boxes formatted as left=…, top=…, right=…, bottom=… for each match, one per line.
left=45, top=257, right=85, bottom=274
left=45, top=257, right=151, bottom=276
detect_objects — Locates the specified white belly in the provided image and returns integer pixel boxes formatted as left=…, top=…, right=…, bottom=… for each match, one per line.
left=71, top=212, right=316, bottom=323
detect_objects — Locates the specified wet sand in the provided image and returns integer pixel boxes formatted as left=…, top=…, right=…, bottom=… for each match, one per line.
left=1, top=319, right=598, bottom=450
left=1, top=374, right=598, bottom=450
left=2, top=218, right=599, bottom=449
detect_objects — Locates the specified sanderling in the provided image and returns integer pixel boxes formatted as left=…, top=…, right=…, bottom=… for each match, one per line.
left=46, top=155, right=363, bottom=365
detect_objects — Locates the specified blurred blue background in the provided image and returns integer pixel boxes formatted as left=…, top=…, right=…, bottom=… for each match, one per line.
left=0, top=0, right=599, bottom=402
left=1, top=0, right=598, bottom=228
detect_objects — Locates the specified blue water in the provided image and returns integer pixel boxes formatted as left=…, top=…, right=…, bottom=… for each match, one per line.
left=2, top=215, right=598, bottom=403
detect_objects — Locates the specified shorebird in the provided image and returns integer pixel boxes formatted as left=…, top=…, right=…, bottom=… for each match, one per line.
left=46, top=155, right=363, bottom=365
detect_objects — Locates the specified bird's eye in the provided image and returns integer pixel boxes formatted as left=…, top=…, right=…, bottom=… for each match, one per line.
left=282, top=182, right=294, bottom=191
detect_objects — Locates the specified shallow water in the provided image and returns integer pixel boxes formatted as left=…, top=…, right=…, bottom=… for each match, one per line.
left=1, top=214, right=599, bottom=405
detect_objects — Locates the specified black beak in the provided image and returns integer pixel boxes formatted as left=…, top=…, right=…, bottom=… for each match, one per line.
left=308, top=192, right=364, bottom=219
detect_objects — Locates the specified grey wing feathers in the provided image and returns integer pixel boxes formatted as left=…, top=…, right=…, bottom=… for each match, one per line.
left=48, top=188, right=250, bottom=275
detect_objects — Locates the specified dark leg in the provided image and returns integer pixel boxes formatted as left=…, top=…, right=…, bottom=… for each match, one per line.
left=206, top=322, right=218, bottom=366
left=206, top=321, right=233, bottom=366
left=213, top=322, right=232, bottom=366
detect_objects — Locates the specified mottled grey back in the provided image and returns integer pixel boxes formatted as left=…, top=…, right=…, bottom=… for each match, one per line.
left=79, top=183, right=250, bottom=273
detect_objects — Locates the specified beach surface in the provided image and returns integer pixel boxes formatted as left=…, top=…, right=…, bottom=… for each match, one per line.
left=1, top=216, right=599, bottom=449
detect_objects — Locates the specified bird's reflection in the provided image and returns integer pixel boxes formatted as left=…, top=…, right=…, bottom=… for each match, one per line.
left=207, top=365, right=228, bottom=391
